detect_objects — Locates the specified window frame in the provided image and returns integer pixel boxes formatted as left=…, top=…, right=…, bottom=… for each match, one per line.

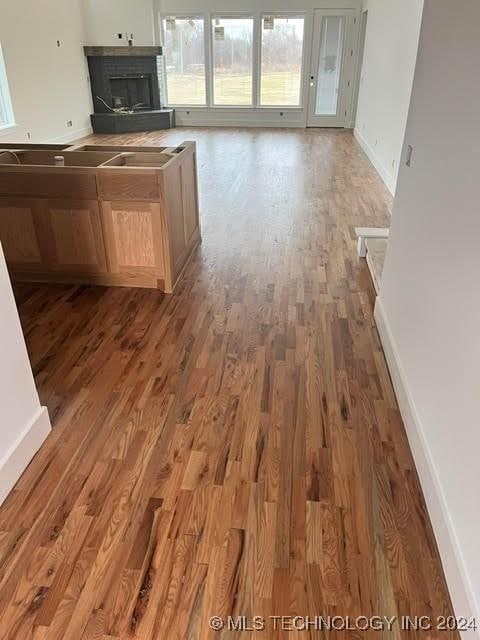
left=159, top=12, right=307, bottom=111
left=0, top=42, right=15, bottom=130
left=258, top=12, right=306, bottom=109
left=159, top=14, right=209, bottom=108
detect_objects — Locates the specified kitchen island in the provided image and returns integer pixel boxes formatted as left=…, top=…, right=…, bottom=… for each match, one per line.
left=0, top=141, right=200, bottom=292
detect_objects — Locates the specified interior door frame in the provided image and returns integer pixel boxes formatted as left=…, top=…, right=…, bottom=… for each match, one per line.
left=352, top=9, right=368, bottom=125
left=307, top=8, right=356, bottom=127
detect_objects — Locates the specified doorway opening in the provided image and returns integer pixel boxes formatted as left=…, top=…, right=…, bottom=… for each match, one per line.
left=352, top=9, right=368, bottom=125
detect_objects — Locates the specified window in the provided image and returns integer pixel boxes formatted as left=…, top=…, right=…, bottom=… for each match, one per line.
left=160, top=13, right=306, bottom=110
left=260, top=16, right=305, bottom=106
left=0, top=43, right=14, bottom=128
left=162, top=17, right=206, bottom=105
left=212, top=17, right=254, bottom=106
left=315, top=16, right=345, bottom=115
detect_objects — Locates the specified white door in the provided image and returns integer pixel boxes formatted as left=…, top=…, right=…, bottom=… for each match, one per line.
left=307, top=9, right=356, bottom=127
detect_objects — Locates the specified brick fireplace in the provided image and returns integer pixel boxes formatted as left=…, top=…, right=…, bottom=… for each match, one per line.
left=84, top=46, right=174, bottom=133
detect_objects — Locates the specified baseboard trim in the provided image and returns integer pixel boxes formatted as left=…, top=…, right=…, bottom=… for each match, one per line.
left=173, top=108, right=305, bottom=129
left=48, top=126, right=93, bottom=144
left=0, top=406, right=51, bottom=505
left=174, top=117, right=305, bottom=128
left=374, top=297, right=479, bottom=637
left=354, top=128, right=396, bottom=196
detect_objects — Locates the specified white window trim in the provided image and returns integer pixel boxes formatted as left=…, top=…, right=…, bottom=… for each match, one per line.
left=0, top=43, right=15, bottom=129
left=0, top=123, right=17, bottom=132
left=159, top=12, right=307, bottom=111
left=258, top=12, right=306, bottom=109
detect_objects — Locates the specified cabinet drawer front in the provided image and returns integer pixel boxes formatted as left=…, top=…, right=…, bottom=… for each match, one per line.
left=0, top=171, right=97, bottom=199
left=97, top=171, right=159, bottom=201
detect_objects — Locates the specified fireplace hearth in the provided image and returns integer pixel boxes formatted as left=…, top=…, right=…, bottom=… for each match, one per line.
left=84, top=46, right=174, bottom=133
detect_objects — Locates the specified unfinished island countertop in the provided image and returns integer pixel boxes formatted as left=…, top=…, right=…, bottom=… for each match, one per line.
left=0, top=141, right=200, bottom=292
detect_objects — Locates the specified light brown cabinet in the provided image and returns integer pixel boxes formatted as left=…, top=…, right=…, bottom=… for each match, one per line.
left=0, top=141, right=200, bottom=292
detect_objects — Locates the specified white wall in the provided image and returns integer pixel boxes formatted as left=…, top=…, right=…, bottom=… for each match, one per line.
left=0, top=244, right=51, bottom=505
left=354, top=0, right=423, bottom=194
left=83, top=0, right=156, bottom=46
left=0, top=0, right=92, bottom=143
left=376, top=0, right=480, bottom=627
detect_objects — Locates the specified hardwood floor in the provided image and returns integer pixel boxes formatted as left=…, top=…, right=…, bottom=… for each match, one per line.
left=0, top=128, right=457, bottom=639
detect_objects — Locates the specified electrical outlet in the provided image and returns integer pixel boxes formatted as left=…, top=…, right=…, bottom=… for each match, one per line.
left=118, top=33, right=123, bottom=39
left=406, top=145, right=414, bottom=167
left=57, top=40, right=61, bottom=47
left=67, top=120, right=73, bottom=128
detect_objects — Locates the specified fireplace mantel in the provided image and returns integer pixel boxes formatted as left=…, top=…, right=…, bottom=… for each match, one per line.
left=84, top=46, right=162, bottom=57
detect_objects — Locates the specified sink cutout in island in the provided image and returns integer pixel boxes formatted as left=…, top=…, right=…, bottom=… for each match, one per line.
left=0, top=141, right=200, bottom=292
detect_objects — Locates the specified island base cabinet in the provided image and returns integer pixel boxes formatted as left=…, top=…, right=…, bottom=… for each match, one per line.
left=0, top=141, right=201, bottom=291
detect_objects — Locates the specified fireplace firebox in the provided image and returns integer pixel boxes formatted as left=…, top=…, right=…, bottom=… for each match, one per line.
left=109, top=76, right=153, bottom=110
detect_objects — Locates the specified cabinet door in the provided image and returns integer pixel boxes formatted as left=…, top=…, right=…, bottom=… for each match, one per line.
left=101, top=201, right=165, bottom=284
left=42, top=199, right=107, bottom=273
left=0, top=198, right=43, bottom=269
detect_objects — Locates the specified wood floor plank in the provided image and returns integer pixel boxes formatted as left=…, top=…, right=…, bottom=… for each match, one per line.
left=0, top=128, right=458, bottom=639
